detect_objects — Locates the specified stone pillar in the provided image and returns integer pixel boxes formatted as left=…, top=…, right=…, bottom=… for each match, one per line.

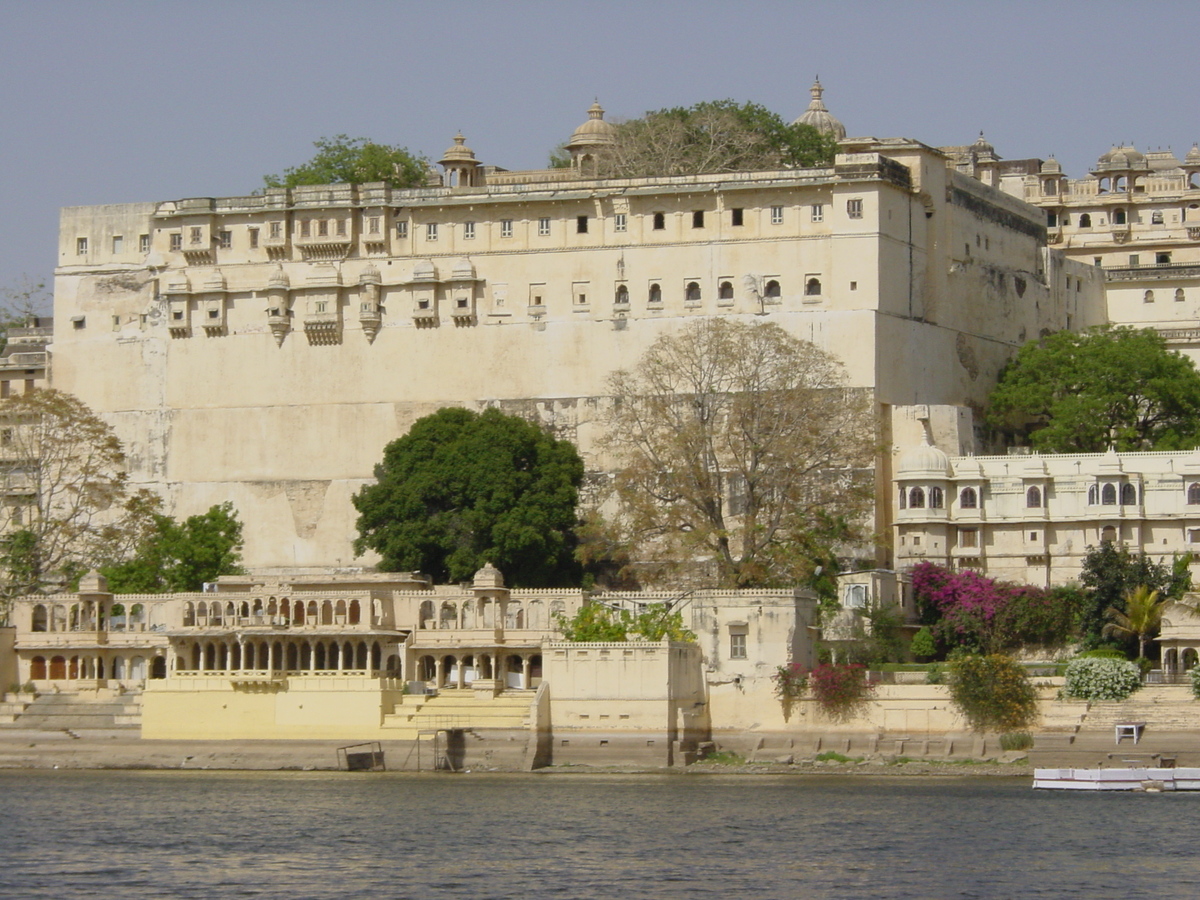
left=435, top=657, right=444, bottom=688
left=522, top=656, right=532, bottom=690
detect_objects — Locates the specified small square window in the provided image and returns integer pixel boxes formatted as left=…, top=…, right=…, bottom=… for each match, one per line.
left=76, top=237, right=88, bottom=255
left=426, top=223, right=438, bottom=241
left=770, top=206, right=783, bottom=225
left=73, top=316, right=86, bottom=330
left=730, top=633, right=747, bottom=659
left=847, top=199, right=864, bottom=219
left=500, top=219, right=513, bottom=238
left=731, top=208, right=744, bottom=227
left=613, top=213, right=627, bottom=232
left=577, top=215, right=588, bottom=234
left=218, top=231, right=232, bottom=249
left=396, top=221, right=408, bottom=239
left=464, top=221, right=476, bottom=240
left=811, top=204, right=824, bottom=222
left=539, top=217, right=551, bottom=236
left=1129, top=254, right=1139, bottom=266
left=139, top=234, right=151, bottom=253
left=111, top=236, right=124, bottom=254
left=208, top=308, right=220, bottom=319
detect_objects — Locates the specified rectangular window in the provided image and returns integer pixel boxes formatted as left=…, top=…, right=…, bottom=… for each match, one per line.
left=315, top=300, right=327, bottom=314
left=577, top=215, right=588, bottom=234
left=170, top=233, right=182, bottom=251
left=500, top=219, right=513, bottom=238
left=300, top=220, right=311, bottom=238
left=76, top=237, right=88, bottom=255
left=1157, top=252, right=1172, bottom=265
left=396, top=221, right=408, bottom=239
left=464, top=221, right=476, bottom=240
left=0, top=427, right=11, bottom=445
left=1129, top=254, right=1139, bottom=266
left=139, top=234, right=151, bottom=253
left=847, top=199, right=864, bottom=219
left=770, top=206, right=783, bottom=225
left=729, top=633, right=747, bottom=659
left=218, top=231, right=232, bottom=249
left=426, top=222, right=438, bottom=241
left=959, top=528, right=978, bottom=549
left=368, top=216, right=380, bottom=235
left=692, top=210, right=705, bottom=228
left=811, top=204, right=824, bottom=222
left=336, top=218, right=346, bottom=237
left=111, top=236, right=124, bottom=254
left=190, top=226, right=203, bottom=245
left=248, top=228, right=259, bottom=249
left=613, top=213, right=627, bottom=232
left=318, top=219, right=329, bottom=237
left=731, top=208, right=744, bottom=227
left=652, top=212, right=665, bottom=230
left=269, top=221, right=282, bottom=239
left=539, top=217, right=551, bottom=236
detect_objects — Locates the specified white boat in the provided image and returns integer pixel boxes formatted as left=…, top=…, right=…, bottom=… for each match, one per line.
left=1034, top=767, right=1200, bottom=791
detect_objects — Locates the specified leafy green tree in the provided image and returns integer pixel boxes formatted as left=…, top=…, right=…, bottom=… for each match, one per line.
left=263, top=135, right=427, bottom=190
left=353, top=407, right=584, bottom=587
left=598, top=319, right=875, bottom=588
left=554, top=600, right=695, bottom=642
left=0, top=389, right=159, bottom=617
left=1078, top=544, right=1190, bottom=648
left=1102, top=585, right=1167, bottom=661
left=987, top=327, right=1200, bottom=452
left=101, top=503, right=245, bottom=594
left=947, top=654, right=1039, bottom=732
left=598, top=100, right=838, bottom=178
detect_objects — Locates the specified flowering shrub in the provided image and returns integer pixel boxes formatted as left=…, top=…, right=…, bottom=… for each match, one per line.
left=947, top=654, right=1038, bottom=732
left=808, top=662, right=875, bottom=722
left=771, top=664, right=807, bottom=720
left=1063, top=657, right=1141, bottom=701
left=1189, top=666, right=1200, bottom=700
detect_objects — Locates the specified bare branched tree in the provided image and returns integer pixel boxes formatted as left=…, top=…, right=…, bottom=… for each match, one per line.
left=0, top=389, right=159, bottom=617
left=596, top=320, right=875, bottom=588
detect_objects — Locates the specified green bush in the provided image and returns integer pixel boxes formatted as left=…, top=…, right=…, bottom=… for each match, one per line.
left=1000, top=732, right=1034, bottom=751
left=1189, top=667, right=1200, bottom=699
left=910, top=626, right=936, bottom=661
left=925, top=663, right=944, bottom=685
left=1063, top=657, right=1141, bottom=701
left=947, top=654, right=1039, bottom=732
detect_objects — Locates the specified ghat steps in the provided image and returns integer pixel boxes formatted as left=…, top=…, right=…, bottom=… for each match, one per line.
left=381, top=691, right=534, bottom=739
left=2, top=692, right=142, bottom=731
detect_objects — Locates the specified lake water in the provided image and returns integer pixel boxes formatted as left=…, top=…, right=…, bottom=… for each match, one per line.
left=0, top=770, right=1195, bottom=899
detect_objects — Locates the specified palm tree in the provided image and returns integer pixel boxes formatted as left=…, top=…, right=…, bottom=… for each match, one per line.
left=1102, top=585, right=1167, bottom=661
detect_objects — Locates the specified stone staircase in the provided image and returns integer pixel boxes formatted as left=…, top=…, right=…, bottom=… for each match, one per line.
left=1033, top=685, right=1199, bottom=752
left=2, top=692, right=142, bottom=732
left=381, top=691, right=534, bottom=739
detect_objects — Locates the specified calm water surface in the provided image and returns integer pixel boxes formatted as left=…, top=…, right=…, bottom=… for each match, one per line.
left=0, top=770, right=1195, bottom=899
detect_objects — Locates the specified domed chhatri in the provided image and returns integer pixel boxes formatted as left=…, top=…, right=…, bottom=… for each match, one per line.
left=472, top=562, right=505, bottom=590
left=440, top=131, right=477, bottom=164
left=898, top=432, right=952, bottom=476
left=793, top=78, right=846, bottom=141
left=1096, top=144, right=1149, bottom=172
left=565, top=100, right=616, bottom=171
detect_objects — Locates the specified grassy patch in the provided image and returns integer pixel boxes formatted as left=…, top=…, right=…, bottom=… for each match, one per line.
left=814, top=751, right=862, bottom=764
left=699, top=750, right=746, bottom=765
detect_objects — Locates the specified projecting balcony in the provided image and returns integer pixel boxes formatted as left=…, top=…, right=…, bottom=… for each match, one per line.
left=1106, top=263, right=1200, bottom=282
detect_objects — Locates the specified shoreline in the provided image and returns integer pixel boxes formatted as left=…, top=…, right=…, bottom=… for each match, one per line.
left=0, top=730, right=1032, bottom=776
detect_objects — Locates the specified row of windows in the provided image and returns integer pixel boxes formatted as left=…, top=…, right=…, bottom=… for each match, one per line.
left=1143, top=289, right=1186, bottom=303
left=1049, top=207, right=1197, bottom=229
left=530, top=278, right=799, bottom=308
left=901, top=482, right=1200, bottom=511
left=77, top=235, right=153, bottom=255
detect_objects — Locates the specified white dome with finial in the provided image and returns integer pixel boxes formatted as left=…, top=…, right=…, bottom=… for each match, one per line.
left=439, top=132, right=477, bottom=166
left=473, top=562, right=505, bottom=590
left=793, top=78, right=846, bottom=140
left=566, top=100, right=617, bottom=152
left=898, top=433, right=952, bottom=477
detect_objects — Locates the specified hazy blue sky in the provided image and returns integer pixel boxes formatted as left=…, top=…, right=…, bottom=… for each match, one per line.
left=2, top=0, right=1197, bottom=301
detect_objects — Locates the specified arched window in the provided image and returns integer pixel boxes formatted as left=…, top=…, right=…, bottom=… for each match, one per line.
left=929, top=487, right=944, bottom=509
left=718, top=281, right=734, bottom=300
left=909, top=487, right=926, bottom=509
left=805, top=277, right=822, bottom=296
left=615, top=284, right=629, bottom=306
left=30, top=657, right=46, bottom=679
left=1088, top=484, right=1099, bottom=505
left=1145, top=290, right=1155, bottom=303
left=648, top=283, right=662, bottom=305
left=898, top=486, right=907, bottom=510
left=1026, top=486, right=1042, bottom=508
left=1188, top=483, right=1200, bottom=505
left=959, top=487, right=977, bottom=509
left=844, top=584, right=867, bottom=609
left=764, top=279, right=781, bottom=299
left=1114, top=209, right=1127, bottom=225
left=1121, top=483, right=1137, bottom=506
left=1151, top=210, right=1164, bottom=225
left=652, top=212, right=665, bottom=230
left=31, top=604, right=47, bottom=632
left=1079, top=213, right=1092, bottom=228
left=1101, top=525, right=1117, bottom=544
left=1176, top=289, right=1185, bottom=302
left=1102, top=483, right=1117, bottom=505
left=685, top=282, right=701, bottom=303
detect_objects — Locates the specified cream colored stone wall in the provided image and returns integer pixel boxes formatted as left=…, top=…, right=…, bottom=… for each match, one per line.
left=50, top=141, right=1098, bottom=572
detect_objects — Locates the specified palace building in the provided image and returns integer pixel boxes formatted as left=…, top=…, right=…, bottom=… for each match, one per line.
left=49, top=88, right=1102, bottom=574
